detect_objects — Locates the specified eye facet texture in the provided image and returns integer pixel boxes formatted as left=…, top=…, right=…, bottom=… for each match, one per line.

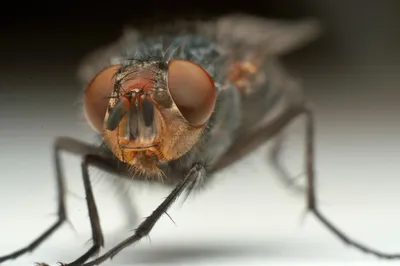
left=167, top=60, right=216, bottom=127
left=84, top=65, right=120, bottom=131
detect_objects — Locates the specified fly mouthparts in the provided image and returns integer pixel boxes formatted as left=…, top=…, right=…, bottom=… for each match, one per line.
left=120, top=144, right=157, bottom=151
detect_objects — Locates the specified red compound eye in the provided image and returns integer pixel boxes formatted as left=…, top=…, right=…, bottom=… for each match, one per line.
left=83, top=65, right=120, bottom=132
left=167, top=59, right=216, bottom=127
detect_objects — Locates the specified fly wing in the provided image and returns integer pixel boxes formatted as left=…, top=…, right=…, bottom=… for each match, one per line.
left=200, top=13, right=322, bottom=58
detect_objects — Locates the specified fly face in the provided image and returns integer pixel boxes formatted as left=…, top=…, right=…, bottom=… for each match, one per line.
left=83, top=59, right=216, bottom=176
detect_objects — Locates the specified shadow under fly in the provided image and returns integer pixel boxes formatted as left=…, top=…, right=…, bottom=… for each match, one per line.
left=1, top=13, right=399, bottom=266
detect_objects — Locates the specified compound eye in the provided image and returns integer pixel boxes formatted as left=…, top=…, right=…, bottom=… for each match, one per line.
left=167, top=59, right=216, bottom=127
left=83, top=65, right=120, bottom=132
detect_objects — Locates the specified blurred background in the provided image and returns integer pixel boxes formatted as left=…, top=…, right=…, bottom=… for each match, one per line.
left=1, top=1, right=400, bottom=265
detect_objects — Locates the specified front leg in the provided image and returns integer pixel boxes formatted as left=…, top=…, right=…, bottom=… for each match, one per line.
left=78, top=164, right=206, bottom=266
left=0, top=137, right=116, bottom=265
left=62, top=154, right=112, bottom=265
left=34, top=138, right=125, bottom=266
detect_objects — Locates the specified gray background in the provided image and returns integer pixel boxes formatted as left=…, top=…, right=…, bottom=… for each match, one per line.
left=1, top=1, right=400, bottom=265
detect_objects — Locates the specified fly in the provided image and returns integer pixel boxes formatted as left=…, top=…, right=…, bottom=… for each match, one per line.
left=1, top=13, right=399, bottom=266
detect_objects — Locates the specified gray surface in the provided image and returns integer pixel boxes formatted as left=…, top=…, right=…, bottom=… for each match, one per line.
left=1, top=12, right=400, bottom=266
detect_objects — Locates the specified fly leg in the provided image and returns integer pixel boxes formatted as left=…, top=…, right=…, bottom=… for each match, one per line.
left=112, top=180, right=138, bottom=229
left=269, top=132, right=305, bottom=193
left=58, top=154, right=113, bottom=265
left=75, top=164, right=206, bottom=266
left=301, top=108, right=400, bottom=259
left=212, top=105, right=304, bottom=172
left=0, top=137, right=119, bottom=265
left=213, top=105, right=400, bottom=259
